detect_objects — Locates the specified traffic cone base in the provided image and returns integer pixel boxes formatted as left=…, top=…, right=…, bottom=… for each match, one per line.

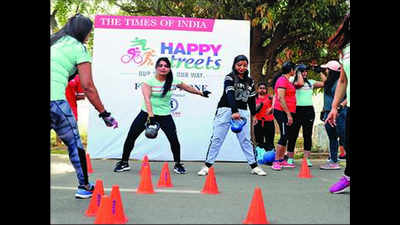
left=94, top=195, right=114, bottom=224
left=298, top=158, right=313, bottom=178
left=85, top=179, right=105, bottom=217
left=201, top=167, right=220, bottom=194
left=157, top=162, right=173, bottom=188
left=243, top=187, right=269, bottom=224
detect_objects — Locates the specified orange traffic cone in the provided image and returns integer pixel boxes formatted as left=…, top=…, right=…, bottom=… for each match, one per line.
left=139, top=155, right=151, bottom=175
left=201, top=167, right=220, bottom=194
left=298, top=157, right=313, bottom=178
left=243, top=186, right=269, bottom=224
left=136, top=159, right=155, bottom=194
left=94, top=195, right=114, bottom=224
left=85, top=179, right=105, bottom=217
left=110, top=185, right=129, bottom=224
left=86, top=153, right=94, bottom=174
left=157, top=162, right=173, bottom=188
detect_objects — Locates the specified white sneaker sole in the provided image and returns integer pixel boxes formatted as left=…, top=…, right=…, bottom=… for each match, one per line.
left=114, top=167, right=131, bottom=172
left=251, top=172, right=267, bottom=176
left=331, top=186, right=349, bottom=194
left=75, top=194, right=92, bottom=199
left=174, top=169, right=186, bottom=174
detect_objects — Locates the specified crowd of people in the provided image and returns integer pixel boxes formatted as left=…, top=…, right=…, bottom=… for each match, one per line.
left=50, top=13, right=350, bottom=199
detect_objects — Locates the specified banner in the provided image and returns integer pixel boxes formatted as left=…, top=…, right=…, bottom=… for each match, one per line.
left=88, top=15, right=250, bottom=161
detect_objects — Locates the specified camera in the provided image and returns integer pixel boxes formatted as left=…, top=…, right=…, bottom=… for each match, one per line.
left=310, top=65, right=322, bottom=73
left=296, top=64, right=323, bottom=73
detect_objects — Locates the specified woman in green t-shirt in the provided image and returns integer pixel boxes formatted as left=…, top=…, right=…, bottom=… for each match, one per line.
left=286, top=64, right=324, bottom=167
left=114, top=57, right=211, bottom=174
left=50, top=14, right=118, bottom=199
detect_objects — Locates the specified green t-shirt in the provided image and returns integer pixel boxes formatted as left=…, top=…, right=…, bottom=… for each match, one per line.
left=340, top=43, right=350, bottom=106
left=289, top=77, right=316, bottom=106
left=295, top=80, right=316, bottom=106
left=51, top=35, right=92, bottom=101
left=141, top=76, right=182, bottom=115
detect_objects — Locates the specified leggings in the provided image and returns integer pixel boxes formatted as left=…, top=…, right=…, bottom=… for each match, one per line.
left=254, top=120, right=275, bottom=151
left=122, top=110, right=181, bottom=162
left=287, top=106, right=315, bottom=152
left=273, top=109, right=295, bottom=146
left=50, top=100, right=89, bottom=186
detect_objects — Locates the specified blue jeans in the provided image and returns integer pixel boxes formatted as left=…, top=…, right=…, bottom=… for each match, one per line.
left=50, top=100, right=88, bottom=186
left=323, top=107, right=347, bottom=163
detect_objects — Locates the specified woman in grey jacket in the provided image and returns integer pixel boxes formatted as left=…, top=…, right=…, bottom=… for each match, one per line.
left=197, top=55, right=267, bottom=176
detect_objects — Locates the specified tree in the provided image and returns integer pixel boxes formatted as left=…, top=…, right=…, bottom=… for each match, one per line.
left=50, top=0, right=119, bottom=53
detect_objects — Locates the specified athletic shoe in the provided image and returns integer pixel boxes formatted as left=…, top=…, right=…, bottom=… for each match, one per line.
left=271, top=161, right=282, bottom=171
left=329, top=176, right=350, bottom=194
left=251, top=166, right=267, bottom=176
left=306, top=158, right=312, bottom=167
left=75, top=183, right=95, bottom=199
left=174, top=163, right=186, bottom=174
left=320, top=162, right=341, bottom=170
left=286, top=158, right=296, bottom=167
left=114, top=160, right=131, bottom=172
left=197, top=166, right=209, bottom=176
left=339, top=153, right=346, bottom=160
left=281, top=160, right=295, bottom=168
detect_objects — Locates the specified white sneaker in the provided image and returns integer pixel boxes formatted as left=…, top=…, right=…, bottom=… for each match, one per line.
left=197, top=166, right=209, bottom=176
left=251, top=166, right=267, bottom=176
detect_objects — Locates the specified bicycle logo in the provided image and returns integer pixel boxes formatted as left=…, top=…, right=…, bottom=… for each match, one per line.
left=121, top=47, right=143, bottom=64
left=121, top=37, right=156, bottom=66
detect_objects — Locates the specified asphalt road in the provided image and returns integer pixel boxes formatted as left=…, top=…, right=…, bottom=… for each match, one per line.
left=51, top=155, right=350, bottom=224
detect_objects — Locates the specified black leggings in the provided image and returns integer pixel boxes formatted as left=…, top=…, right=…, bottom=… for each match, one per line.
left=344, top=107, right=350, bottom=177
left=273, top=109, right=295, bottom=146
left=121, top=110, right=181, bottom=163
left=254, top=120, right=275, bottom=151
left=287, top=106, right=315, bottom=152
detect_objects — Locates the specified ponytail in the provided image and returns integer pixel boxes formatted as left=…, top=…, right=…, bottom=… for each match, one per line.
left=161, top=71, right=173, bottom=97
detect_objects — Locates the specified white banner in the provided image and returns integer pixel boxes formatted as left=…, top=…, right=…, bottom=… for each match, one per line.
left=88, top=15, right=250, bottom=161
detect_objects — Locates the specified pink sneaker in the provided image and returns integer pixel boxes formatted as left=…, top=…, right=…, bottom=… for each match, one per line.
left=281, top=160, right=295, bottom=168
left=271, top=161, right=282, bottom=171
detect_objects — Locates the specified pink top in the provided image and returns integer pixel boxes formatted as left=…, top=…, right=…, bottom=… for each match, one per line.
left=274, top=76, right=296, bottom=113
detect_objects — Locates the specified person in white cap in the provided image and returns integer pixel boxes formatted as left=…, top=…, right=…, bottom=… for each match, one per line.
left=319, top=60, right=347, bottom=171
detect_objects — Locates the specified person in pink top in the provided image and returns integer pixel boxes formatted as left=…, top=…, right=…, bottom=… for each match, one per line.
left=271, top=61, right=304, bottom=171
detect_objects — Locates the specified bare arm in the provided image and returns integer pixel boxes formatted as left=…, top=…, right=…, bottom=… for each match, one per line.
left=293, top=73, right=304, bottom=88
left=277, top=88, right=291, bottom=115
left=176, top=82, right=203, bottom=96
left=77, top=62, right=105, bottom=113
left=313, top=81, right=324, bottom=88
left=325, top=66, right=348, bottom=126
left=331, top=67, right=348, bottom=109
left=141, top=83, right=154, bottom=117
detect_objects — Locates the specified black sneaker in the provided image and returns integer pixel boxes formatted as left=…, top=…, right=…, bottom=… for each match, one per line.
left=173, top=163, right=186, bottom=174
left=114, top=160, right=131, bottom=172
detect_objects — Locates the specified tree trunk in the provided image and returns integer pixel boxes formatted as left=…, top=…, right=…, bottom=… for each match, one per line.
left=250, top=25, right=267, bottom=85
